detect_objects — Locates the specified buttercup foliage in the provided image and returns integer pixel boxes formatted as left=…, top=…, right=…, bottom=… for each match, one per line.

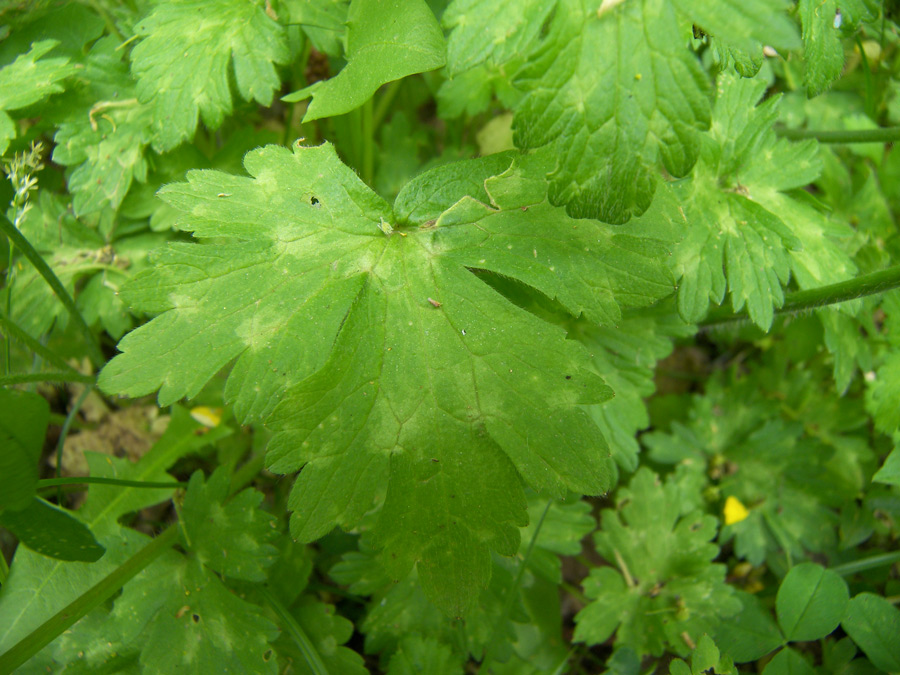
left=1, top=0, right=899, bottom=673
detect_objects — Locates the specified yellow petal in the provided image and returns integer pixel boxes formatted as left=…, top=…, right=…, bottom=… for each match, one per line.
left=190, top=406, right=222, bottom=427
left=724, top=496, right=750, bottom=525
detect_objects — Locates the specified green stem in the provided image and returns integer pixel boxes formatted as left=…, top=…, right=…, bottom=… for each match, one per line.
left=37, top=477, right=187, bottom=490
left=774, top=126, right=900, bottom=143
left=831, top=551, right=900, bottom=577
left=855, top=35, right=876, bottom=119
left=0, top=547, right=9, bottom=586
left=55, top=386, right=94, bottom=503
left=0, top=308, right=80, bottom=374
left=701, top=264, right=900, bottom=328
left=2, top=237, right=11, bottom=377
left=229, top=452, right=266, bottom=494
left=361, top=97, right=374, bottom=187
left=480, top=500, right=552, bottom=674
left=0, top=371, right=95, bottom=386
left=372, top=79, right=402, bottom=130
left=260, top=586, right=329, bottom=675
left=0, top=525, right=179, bottom=673
left=0, top=213, right=105, bottom=369
left=85, top=0, right=124, bottom=41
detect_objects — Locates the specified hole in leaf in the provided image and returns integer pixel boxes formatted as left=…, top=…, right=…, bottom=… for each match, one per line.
left=192, top=614, right=200, bottom=623
left=310, top=196, right=320, bottom=206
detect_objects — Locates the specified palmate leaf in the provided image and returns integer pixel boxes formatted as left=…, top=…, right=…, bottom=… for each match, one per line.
left=632, top=72, right=856, bottom=329
left=52, top=37, right=153, bottom=217
left=512, top=0, right=711, bottom=223
left=180, top=467, right=279, bottom=581
left=574, top=469, right=740, bottom=658
left=99, top=143, right=674, bottom=614
left=130, top=0, right=288, bottom=151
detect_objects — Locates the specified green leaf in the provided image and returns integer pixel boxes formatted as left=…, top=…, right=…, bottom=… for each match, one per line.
left=715, top=591, right=784, bottom=663
left=280, top=0, right=350, bottom=57
left=0, top=407, right=229, bottom=657
left=136, top=559, right=279, bottom=673
left=512, top=0, right=711, bottom=222
left=580, top=305, right=692, bottom=471
left=285, top=0, right=445, bottom=121
left=638, top=72, right=836, bottom=329
left=799, top=0, right=844, bottom=97
left=775, top=562, right=849, bottom=642
left=762, top=648, right=817, bottom=675
left=574, top=469, right=740, bottom=657
left=0, top=389, right=48, bottom=511
left=52, top=37, right=153, bottom=216
left=131, top=0, right=288, bottom=151
left=873, top=446, right=900, bottom=486
left=0, top=39, right=75, bottom=153
left=274, top=596, right=368, bottom=675
left=692, top=634, right=720, bottom=675
left=865, top=351, right=900, bottom=434
left=670, top=0, right=799, bottom=53
left=841, top=593, right=900, bottom=673
left=99, top=143, right=674, bottom=614
left=393, top=151, right=517, bottom=225
left=387, top=634, right=463, bottom=675
left=179, top=467, right=279, bottom=581
left=0, top=498, right=104, bottom=563
left=442, top=0, right=554, bottom=77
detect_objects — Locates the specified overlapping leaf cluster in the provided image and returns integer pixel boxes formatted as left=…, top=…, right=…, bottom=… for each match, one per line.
left=1, top=0, right=900, bottom=672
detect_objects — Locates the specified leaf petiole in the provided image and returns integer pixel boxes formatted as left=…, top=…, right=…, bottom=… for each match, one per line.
left=774, top=126, right=900, bottom=143
left=701, top=264, right=900, bottom=328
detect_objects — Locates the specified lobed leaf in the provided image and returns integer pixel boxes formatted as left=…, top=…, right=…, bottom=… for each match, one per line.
left=131, top=0, right=288, bottom=151
left=512, top=0, right=711, bottom=222
left=100, top=142, right=674, bottom=614
left=180, top=468, right=279, bottom=582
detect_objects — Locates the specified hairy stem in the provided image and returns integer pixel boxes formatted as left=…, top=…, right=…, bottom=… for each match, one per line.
left=701, top=264, right=900, bottom=328
left=775, top=126, right=900, bottom=143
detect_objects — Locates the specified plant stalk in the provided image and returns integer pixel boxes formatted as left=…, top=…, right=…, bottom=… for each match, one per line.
left=260, top=587, right=330, bottom=675
left=0, top=371, right=95, bottom=386
left=479, top=500, right=552, bottom=674
left=0, top=213, right=105, bottom=369
left=37, top=477, right=187, bottom=490
left=0, top=308, right=80, bottom=374
left=362, top=97, right=374, bottom=187
left=831, top=551, right=900, bottom=577
left=55, top=385, right=94, bottom=503
left=0, top=525, right=179, bottom=673
left=701, top=264, right=900, bottom=328
left=774, top=126, right=900, bottom=143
